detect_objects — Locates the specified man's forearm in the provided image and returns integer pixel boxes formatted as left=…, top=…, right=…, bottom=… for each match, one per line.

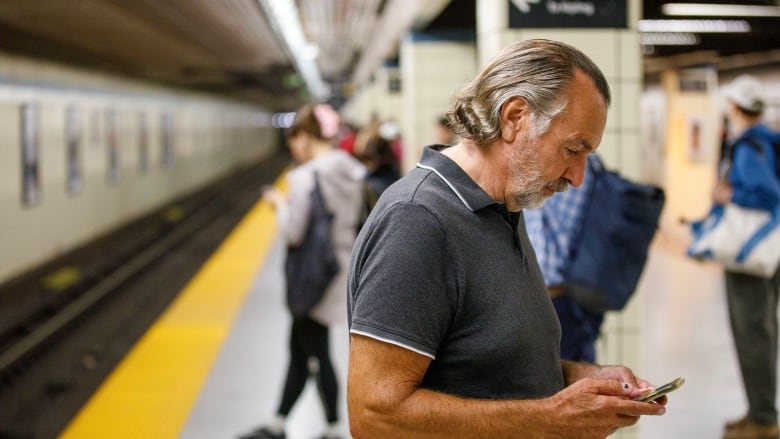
left=350, top=387, right=560, bottom=439
left=562, top=359, right=602, bottom=385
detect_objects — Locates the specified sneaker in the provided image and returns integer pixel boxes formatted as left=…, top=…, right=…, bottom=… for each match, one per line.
left=238, top=426, right=286, bottom=439
left=723, top=419, right=779, bottom=439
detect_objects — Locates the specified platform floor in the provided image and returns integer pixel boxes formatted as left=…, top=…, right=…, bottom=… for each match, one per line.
left=60, top=193, right=768, bottom=439
left=180, top=238, right=351, bottom=439
left=179, top=229, right=757, bottom=439
left=638, top=231, right=745, bottom=439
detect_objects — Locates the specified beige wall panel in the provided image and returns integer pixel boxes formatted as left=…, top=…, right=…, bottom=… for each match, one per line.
left=618, top=131, right=644, bottom=181
left=512, top=29, right=620, bottom=80
left=596, top=130, right=620, bottom=168
left=620, top=32, right=642, bottom=81
left=0, top=104, right=19, bottom=205
left=400, top=40, right=477, bottom=172
left=619, top=79, right=642, bottom=132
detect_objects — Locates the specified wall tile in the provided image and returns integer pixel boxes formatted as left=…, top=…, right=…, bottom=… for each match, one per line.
left=620, top=31, right=642, bottom=81
left=511, top=29, right=619, bottom=80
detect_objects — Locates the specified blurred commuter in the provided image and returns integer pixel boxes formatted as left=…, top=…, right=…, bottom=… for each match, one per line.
left=378, top=119, right=404, bottom=167
left=240, top=104, right=365, bottom=439
left=433, top=115, right=457, bottom=145
left=353, top=133, right=400, bottom=210
left=524, top=154, right=603, bottom=362
left=337, top=122, right=358, bottom=156
left=717, top=75, right=780, bottom=439
left=346, top=39, right=666, bottom=438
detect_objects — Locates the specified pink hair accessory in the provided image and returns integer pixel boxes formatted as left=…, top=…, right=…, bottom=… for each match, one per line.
left=313, top=104, right=340, bottom=139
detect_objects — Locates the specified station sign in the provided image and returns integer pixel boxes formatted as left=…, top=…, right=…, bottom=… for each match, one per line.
left=509, top=0, right=627, bottom=29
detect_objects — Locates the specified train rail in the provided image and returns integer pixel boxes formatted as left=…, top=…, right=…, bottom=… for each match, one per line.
left=0, top=152, right=287, bottom=438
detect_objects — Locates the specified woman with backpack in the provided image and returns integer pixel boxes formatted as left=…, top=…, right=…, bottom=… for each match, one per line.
left=240, top=103, right=365, bottom=439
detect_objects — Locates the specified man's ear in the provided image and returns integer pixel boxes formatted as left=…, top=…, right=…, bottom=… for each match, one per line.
left=499, top=96, right=528, bottom=143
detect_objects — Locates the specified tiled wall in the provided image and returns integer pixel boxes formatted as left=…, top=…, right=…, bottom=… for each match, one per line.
left=343, top=41, right=476, bottom=173
left=341, top=67, right=404, bottom=128
left=399, top=40, right=477, bottom=172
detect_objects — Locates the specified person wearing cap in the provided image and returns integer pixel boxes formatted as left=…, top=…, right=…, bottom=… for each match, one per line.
left=717, top=74, right=780, bottom=439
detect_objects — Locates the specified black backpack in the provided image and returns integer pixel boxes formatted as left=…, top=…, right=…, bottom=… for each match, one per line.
left=284, top=172, right=339, bottom=318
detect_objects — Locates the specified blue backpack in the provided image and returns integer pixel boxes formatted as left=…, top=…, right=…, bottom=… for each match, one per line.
left=566, top=156, right=665, bottom=313
left=735, top=134, right=780, bottom=181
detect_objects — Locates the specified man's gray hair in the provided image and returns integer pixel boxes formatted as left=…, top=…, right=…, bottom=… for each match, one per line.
left=447, top=39, right=610, bottom=145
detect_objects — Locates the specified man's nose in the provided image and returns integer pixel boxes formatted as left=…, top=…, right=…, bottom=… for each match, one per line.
left=563, top=154, right=588, bottom=187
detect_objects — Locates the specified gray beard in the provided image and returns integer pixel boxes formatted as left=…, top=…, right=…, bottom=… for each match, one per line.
left=510, top=133, right=546, bottom=209
left=514, top=190, right=548, bottom=210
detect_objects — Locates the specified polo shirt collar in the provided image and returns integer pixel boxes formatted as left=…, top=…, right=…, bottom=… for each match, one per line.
left=416, top=145, right=498, bottom=212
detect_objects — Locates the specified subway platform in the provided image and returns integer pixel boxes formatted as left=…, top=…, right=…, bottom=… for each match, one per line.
left=57, top=182, right=759, bottom=438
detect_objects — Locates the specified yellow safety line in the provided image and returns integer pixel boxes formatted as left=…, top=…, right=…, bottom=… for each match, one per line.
left=59, top=175, right=287, bottom=439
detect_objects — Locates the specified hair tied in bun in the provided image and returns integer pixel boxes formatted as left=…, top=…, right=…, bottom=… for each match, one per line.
left=313, top=104, right=340, bottom=139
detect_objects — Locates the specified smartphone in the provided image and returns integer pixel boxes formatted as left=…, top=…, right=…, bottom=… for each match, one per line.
left=634, top=377, right=685, bottom=403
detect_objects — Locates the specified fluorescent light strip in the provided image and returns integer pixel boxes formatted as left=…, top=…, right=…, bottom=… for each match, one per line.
left=640, top=32, right=701, bottom=46
left=662, top=3, right=780, bottom=17
left=638, top=19, right=751, bottom=33
left=258, top=0, right=329, bottom=100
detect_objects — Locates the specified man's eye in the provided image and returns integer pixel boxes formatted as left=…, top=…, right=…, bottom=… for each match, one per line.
left=565, top=148, right=579, bottom=156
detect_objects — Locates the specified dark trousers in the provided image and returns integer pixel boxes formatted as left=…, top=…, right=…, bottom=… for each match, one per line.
left=277, top=317, right=338, bottom=423
left=725, top=269, right=780, bottom=425
left=552, top=295, right=604, bottom=363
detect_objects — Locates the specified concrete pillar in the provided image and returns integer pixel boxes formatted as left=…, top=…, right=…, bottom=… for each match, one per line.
left=476, top=1, right=644, bottom=438
left=340, top=37, right=477, bottom=173
left=399, top=36, right=477, bottom=172
left=342, top=66, right=404, bottom=128
left=660, top=68, right=720, bottom=228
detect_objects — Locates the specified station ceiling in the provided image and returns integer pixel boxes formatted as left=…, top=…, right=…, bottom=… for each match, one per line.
left=642, top=0, right=780, bottom=73
left=0, top=0, right=775, bottom=110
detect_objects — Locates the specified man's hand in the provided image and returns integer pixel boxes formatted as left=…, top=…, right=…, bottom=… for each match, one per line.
left=564, top=361, right=669, bottom=406
left=546, top=378, right=666, bottom=439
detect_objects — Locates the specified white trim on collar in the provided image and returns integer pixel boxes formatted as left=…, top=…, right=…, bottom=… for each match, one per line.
left=416, top=162, right=474, bottom=211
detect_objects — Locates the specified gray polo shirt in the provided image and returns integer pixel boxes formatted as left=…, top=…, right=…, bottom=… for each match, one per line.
left=348, top=146, right=564, bottom=400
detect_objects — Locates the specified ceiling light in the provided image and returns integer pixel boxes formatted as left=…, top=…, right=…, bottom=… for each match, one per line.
left=257, top=0, right=329, bottom=99
left=638, top=19, right=750, bottom=33
left=640, top=32, right=701, bottom=46
left=302, top=44, right=319, bottom=61
left=662, top=3, right=780, bottom=17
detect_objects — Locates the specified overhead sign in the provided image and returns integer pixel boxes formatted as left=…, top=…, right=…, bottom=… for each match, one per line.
left=509, top=0, right=627, bottom=28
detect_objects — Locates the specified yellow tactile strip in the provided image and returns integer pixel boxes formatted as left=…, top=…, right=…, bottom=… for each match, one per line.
left=59, top=175, right=286, bottom=439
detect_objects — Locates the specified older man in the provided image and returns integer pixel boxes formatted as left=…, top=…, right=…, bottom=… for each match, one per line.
left=347, top=39, right=666, bottom=438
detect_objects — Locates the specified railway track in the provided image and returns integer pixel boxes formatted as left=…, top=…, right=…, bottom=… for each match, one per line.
left=0, top=153, right=287, bottom=439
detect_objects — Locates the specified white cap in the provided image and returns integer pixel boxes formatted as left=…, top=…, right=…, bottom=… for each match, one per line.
left=724, top=74, right=765, bottom=114
left=379, top=121, right=399, bottom=140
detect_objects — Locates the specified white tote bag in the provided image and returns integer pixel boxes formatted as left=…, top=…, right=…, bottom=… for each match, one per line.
left=687, top=204, right=780, bottom=277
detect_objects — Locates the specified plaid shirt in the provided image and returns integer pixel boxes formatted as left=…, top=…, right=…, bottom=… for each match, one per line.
left=523, top=155, right=596, bottom=287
